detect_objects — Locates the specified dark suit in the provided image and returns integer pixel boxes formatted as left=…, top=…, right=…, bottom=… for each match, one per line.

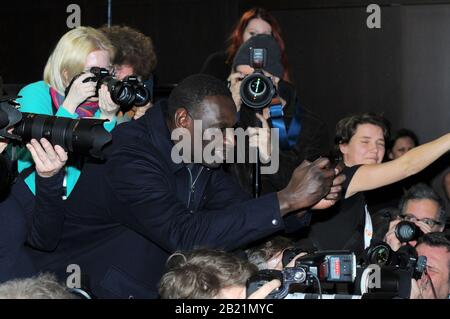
left=30, top=101, right=310, bottom=298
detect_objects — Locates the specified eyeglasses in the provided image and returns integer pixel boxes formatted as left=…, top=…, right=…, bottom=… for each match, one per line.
left=399, top=214, right=443, bottom=228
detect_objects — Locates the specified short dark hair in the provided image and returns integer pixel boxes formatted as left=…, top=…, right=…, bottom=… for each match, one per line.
left=416, top=232, right=450, bottom=251
left=99, top=25, right=157, bottom=79
left=167, top=74, right=232, bottom=121
left=399, top=183, right=446, bottom=225
left=334, top=113, right=390, bottom=159
left=388, top=128, right=419, bottom=150
left=159, top=249, right=257, bottom=299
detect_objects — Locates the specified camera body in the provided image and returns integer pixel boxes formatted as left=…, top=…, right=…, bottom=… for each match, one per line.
left=239, top=48, right=276, bottom=109
left=247, top=250, right=356, bottom=299
left=65, top=67, right=150, bottom=112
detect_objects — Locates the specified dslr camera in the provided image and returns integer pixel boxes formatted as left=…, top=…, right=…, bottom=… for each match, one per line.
left=247, top=250, right=356, bottom=299
left=239, top=48, right=276, bottom=109
left=66, top=67, right=151, bottom=112
left=395, top=220, right=424, bottom=243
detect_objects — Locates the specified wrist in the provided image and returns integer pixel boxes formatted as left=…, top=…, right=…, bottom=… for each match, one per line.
left=277, top=190, right=292, bottom=216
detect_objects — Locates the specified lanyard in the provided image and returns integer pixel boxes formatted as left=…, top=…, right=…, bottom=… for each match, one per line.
left=268, top=97, right=302, bottom=151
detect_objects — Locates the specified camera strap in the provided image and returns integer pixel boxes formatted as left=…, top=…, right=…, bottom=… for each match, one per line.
left=268, top=97, right=302, bottom=151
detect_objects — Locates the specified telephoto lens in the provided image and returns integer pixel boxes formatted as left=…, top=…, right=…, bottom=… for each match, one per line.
left=395, top=221, right=424, bottom=243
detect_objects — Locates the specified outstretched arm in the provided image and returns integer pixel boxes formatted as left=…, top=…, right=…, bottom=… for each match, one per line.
left=346, top=133, right=450, bottom=198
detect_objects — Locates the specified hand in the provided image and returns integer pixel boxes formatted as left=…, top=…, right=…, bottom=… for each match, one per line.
left=285, top=252, right=308, bottom=268
left=311, top=163, right=346, bottom=210
left=26, top=138, right=68, bottom=178
left=248, top=113, right=271, bottom=162
left=247, top=279, right=281, bottom=299
left=0, top=140, right=7, bottom=153
left=227, top=72, right=244, bottom=111
left=409, top=279, right=423, bottom=299
left=133, top=102, right=152, bottom=120
left=277, top=158, right=335, bottom=216
left=98, top=84, right=120, bottom=120
left=62, top=73, right=97, bottom=114
left=384, top=218, right=403, bottom=251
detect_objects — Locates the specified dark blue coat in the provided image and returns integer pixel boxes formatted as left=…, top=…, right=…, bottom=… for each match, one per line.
left=30, top=101, right=310, bottom=298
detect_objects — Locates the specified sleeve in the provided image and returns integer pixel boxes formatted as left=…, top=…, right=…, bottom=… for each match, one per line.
left=104, top=142, right=286, bottom=253
left=26, top=172, right=66, bottom=251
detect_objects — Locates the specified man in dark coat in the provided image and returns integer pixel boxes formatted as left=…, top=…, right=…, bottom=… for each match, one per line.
left=30, top=74, right=344, bottom=298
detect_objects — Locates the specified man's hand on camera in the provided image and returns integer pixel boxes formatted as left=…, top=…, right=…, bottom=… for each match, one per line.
left=27, top=138, right=68, bottom=178
left=227, top=72, right=244, bottom=111
left=248, top=113, right=271, bottom=162
left=133, top=102, right=152, bottom=120
left=384, top=218, right=403, bottom=251
left=311, top=162, right=346, bottom=210
left=277, top=158, right=335, bottom=216
left=98, top=85, right=120, bottom=121
left=62, top=72, right=97, bottom=114
left=247, top=279, right=281, bottom=299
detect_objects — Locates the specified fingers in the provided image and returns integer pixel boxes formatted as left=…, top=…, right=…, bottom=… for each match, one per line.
left=247, top=279, right=281, bottom=299
left=255, top=112, right=270, bottom=126
left=332, top=172, right=346, bottom=186
left=313, top=157, right=331, bottom=169
left=415, top=221, right=433, bottom=234
left=27, top=139, right=67, bottom=178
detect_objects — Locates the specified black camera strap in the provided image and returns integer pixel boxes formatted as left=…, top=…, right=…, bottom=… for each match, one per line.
left=268, top=96, right=302, bottom=151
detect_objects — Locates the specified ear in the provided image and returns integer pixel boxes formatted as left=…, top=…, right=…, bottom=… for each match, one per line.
left=339, top=143, right=348, bottom=156
left=174, top=108, right=191, bottom=129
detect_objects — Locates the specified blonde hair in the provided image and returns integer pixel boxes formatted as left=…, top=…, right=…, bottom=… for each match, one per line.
left=43, top=26, right=115, bottom=94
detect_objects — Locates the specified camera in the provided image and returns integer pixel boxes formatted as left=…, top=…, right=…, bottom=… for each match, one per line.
left=239, top=48, right=276, bottom=109
left=66, top=67, right=151, bottom=112
left=247, top=250, right=356, bottom=299
left=395, top=220, right=424, bottom=243
left=0, top=97, right=111, bottom=159
left=356, top=242, right=427, bottom=298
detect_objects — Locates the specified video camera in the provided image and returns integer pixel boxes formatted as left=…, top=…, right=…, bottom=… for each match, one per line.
left=66, top=67, right=151, bottom=112
left=239, top=48, right=276, bottom=109
left=247, top=251, right=356, bottom=299
left=0, top=97, right=111, bottom=159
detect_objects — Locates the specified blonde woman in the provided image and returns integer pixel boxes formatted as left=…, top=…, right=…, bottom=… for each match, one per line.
left=16, top=26, right=119, bottom=197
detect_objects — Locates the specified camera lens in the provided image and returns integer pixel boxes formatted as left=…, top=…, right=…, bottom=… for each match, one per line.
left=240, top=72, right=275, bottom=109
left=395, top=221, right=423, bottom=243
left=13, top=113, right=111, bottom=159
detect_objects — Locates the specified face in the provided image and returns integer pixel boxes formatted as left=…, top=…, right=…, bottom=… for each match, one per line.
left=402, top=199, right=443, bottom=232
left=84, top=50, right=111, bottom=72
left=389, top=136, right=416, bottom=159
left=114, top=64, right=135, bottom=81
left=243, top=18, right=272, bottom=42
left=339, top=123, right=385, bottom=166
left=174, top=95, right=237, bottom=168
left=416, top=244, right=450, bottom=299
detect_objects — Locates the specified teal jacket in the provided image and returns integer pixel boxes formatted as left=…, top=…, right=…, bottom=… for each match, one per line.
left=16, top=81, right=117, bottom=196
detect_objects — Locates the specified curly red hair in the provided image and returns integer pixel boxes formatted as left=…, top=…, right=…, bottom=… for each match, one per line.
left=226, top=7, right=291, bottom=82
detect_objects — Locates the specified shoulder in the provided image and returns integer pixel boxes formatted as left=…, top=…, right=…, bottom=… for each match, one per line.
left=18, top=81, right=49, bottom=95
left=17, top=81, right=51, bottom=113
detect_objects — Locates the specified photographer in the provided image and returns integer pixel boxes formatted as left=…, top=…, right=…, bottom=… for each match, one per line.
left=300, top=113, right=450, bottom=258
left=410, top=232, right=450, bottom=299
left=0, top=137, right=67, bottom=282
left=384, top=183, right=446, bottom=251
left=226, top=34, right=329, bottom=197
left=15, top=26, right=118, bottom=198
left=159, top=249, right=281, bottom=299
left=99, top=25, right=157, bottom=122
